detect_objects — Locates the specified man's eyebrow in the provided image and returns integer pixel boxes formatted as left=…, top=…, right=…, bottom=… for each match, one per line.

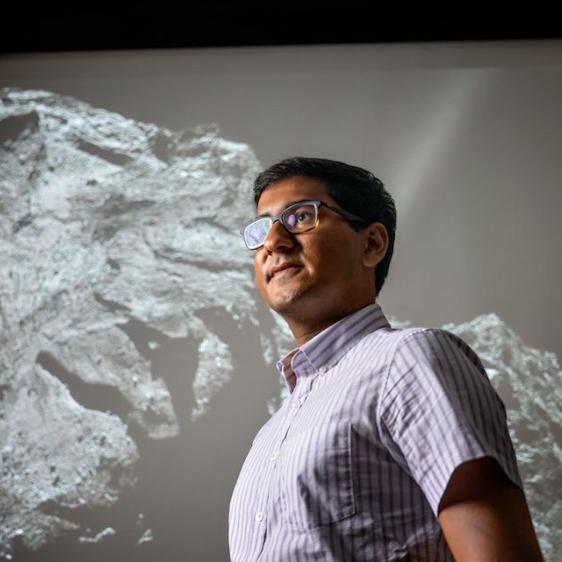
left=255, top=198, right=314, bottom=218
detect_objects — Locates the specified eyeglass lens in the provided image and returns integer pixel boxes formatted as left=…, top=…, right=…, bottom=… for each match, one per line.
left=283, top=203, right=317, bottom=231
left=244, top=202, right=318, bottom=249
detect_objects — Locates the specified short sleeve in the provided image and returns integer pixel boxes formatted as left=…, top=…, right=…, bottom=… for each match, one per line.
left=379, top=328, right=523, bottom=516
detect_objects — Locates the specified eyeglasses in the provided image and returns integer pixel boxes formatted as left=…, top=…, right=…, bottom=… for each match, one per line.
left=241, top=199, right=368, bottom=250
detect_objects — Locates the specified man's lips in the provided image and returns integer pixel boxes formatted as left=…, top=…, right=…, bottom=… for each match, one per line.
left=267, top=262, right=303, bottom=281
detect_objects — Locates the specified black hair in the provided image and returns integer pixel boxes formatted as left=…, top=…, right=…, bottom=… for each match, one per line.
left=253, top=157, right=396, bottom=296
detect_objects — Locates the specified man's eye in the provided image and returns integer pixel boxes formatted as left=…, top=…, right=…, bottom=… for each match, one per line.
left=296, top=212, right=311, bottom=222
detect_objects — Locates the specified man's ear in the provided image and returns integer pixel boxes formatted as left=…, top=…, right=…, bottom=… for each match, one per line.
left=362, top=223, right=388, bottom=268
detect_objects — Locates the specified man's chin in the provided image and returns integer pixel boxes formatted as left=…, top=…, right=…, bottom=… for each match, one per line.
left=267, top=287, right=306, bottom=314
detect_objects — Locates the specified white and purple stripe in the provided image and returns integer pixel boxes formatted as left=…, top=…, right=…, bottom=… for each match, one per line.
left=228, top=304, right=522, bottom=561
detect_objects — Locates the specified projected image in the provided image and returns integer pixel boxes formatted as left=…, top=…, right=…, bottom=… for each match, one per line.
left=0, top=89, right=560, bottom=561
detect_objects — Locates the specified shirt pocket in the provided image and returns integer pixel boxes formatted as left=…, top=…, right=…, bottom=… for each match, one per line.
left=278, top=421, right=356, bottom=530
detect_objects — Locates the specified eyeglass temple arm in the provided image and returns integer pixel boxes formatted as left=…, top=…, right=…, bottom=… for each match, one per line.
left=322, top=203, right=370, bottom=225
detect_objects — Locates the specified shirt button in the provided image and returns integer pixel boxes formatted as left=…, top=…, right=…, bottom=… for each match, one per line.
left=318, top=365, right=327, bottom=374
left=255, top=511, right=265, bottom=522
left=291, top=399, right=300, bottom=409
left=269, top=450, right=279, bottom=462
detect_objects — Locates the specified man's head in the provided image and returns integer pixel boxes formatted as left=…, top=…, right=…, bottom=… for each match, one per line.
left=252, top=157, right=396, bottom=296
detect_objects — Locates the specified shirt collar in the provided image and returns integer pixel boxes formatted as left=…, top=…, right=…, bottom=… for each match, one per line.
left=275, top=303, right=390, bottom=392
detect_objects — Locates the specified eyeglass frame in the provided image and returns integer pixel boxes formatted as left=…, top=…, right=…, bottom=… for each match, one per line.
left=240, top=199, right=369, bottom=250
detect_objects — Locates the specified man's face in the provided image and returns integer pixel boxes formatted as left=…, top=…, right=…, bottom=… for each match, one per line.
left=253, top=176, right=370, bottom=320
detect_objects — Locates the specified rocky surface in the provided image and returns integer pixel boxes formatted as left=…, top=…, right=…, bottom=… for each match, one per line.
left=444, top=314, right=561, bottom=560
left=0, top=88, right=559, bottom=560
left=0, top=88, right=266, bottom=558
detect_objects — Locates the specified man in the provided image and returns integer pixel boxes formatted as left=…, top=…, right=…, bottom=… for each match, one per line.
left=229, top=157, right=543, bottom=561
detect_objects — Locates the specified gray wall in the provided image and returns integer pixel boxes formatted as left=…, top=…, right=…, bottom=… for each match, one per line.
left=1, top=40, right=561, bottom=561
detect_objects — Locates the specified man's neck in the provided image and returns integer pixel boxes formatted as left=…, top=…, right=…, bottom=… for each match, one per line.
left=284, top=301, right=377, bottom=347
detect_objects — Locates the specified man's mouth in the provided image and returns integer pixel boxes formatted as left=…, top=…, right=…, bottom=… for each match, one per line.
left=268, top=263, right=303, bottom=281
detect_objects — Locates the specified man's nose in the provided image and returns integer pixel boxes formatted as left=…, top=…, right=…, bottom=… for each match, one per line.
left=262, top=220, right=295, bottom=253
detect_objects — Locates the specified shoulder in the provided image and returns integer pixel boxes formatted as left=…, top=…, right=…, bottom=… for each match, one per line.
left=363, top=325, right=478, bottom=367
left=380, top=326, right=494, bottom=409
left=387, top=326, right=484, bottom=369
left=351, top=324, right=479, bottom=374
left=393, top=325, right=471, bottom=348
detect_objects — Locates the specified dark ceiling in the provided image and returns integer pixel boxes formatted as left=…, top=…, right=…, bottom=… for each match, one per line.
left=2, top=1, right=561, bottom=54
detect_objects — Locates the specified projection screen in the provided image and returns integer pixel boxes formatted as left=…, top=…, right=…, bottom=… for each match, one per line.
left=0, top=40, right=561, bottom=561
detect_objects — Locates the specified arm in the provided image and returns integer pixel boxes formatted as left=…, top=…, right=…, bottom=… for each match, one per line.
left=438, top=456, right=543, bottom=562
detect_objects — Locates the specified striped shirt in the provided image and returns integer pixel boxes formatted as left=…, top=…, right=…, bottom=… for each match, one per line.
left=228, top=304, right=522, bottom=561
